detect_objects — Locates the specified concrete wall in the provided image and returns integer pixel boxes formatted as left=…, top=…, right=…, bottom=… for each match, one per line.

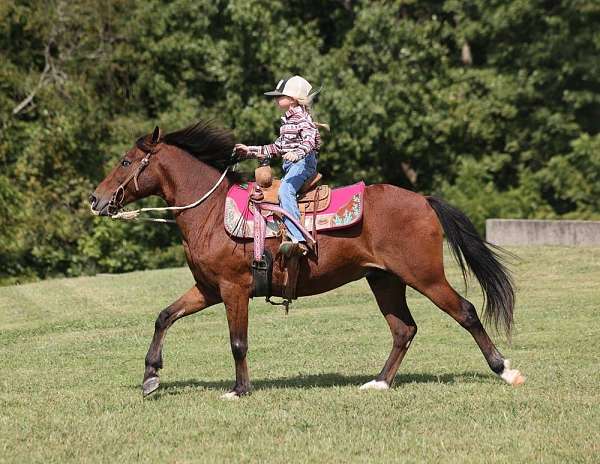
left=485, top=219, right=600, bottom=246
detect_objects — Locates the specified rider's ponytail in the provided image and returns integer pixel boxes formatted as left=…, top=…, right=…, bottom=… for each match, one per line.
left=296, top=87, right=330, bottom=132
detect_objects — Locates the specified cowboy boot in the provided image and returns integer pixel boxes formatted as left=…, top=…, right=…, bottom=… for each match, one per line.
left=278, top=241, right=309, bottom=258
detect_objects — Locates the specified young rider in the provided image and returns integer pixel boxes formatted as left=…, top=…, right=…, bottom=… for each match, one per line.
left=235, top=75, right=327, bottom=257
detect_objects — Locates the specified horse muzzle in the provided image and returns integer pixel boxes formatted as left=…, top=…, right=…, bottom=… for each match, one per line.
left=89, top=193, right=117, bottom=217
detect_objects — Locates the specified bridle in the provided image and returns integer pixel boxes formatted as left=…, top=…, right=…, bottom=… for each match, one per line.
left=107, top=149, right=155, bottom=216
left=102, top=146, right=232, bottom=223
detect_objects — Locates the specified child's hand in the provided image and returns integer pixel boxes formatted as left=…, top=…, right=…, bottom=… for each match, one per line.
left=282, top=151, right=301, bottom=162
left=234, top=144, right=249, bottom=156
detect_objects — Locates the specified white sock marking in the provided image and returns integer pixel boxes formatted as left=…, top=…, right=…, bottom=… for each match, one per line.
left=359, top=380, right=389, bottom=390
left=500, top=359, right=522, bottom=385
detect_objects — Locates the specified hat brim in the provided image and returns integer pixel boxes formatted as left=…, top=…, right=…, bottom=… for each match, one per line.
left=264, top=90, right=284, bottom=96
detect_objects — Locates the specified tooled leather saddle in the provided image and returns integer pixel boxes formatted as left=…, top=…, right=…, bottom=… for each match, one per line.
left=247, top=162, right=330, bottom=251
left=251, top=173, right=331, bottom=215
left=224, top=156, right=365, bottom=310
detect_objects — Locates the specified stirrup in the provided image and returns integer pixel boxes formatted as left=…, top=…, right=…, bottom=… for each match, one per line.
left=266, top=296, right=291, bottom=315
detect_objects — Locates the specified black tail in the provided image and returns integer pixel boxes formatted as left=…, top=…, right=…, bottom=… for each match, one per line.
left=426, top=197, right=516, bottom=338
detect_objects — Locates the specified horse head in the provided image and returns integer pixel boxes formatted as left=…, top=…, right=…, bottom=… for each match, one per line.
left=90, top=126, right=164, bottom=216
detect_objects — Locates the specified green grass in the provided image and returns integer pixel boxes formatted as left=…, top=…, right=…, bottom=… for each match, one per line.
left=1, top=246, right=599, bottom=463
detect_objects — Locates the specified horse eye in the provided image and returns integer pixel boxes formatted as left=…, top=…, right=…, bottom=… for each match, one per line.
left=121, top=159, right=131, bottom=167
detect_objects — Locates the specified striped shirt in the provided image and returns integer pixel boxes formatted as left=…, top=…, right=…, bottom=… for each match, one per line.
left=248, top=105, right=320, bottom=159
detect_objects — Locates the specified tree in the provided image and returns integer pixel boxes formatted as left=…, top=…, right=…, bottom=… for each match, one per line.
left=1, top=0, right=598, bottom=284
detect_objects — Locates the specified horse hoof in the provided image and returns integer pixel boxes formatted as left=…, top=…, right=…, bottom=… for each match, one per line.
left=220, top=391, right=241, bottom=401
left=500, top=360, right=526, bottom=387
left=511, top=372, right=526, bottom=387
left=359, top=379, right=389, bottom=390
left=142, top=377, right=160, bottom=397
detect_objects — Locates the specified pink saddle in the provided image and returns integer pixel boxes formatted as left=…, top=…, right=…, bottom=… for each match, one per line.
left=224, top=181, right=365, bottom=239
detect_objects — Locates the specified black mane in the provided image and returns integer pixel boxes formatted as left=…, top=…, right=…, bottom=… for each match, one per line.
left=137, top=120, right=244, bottom=180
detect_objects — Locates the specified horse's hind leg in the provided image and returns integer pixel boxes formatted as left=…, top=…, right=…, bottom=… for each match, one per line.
left=360, top=271, right=417, bottom=390
left=418, top=279, right=525, bottom=386
left=142, top=285, right=219, bottom=397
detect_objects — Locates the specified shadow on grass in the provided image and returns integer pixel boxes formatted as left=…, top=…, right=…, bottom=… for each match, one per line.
left=139, top=371, right=493, bottom=399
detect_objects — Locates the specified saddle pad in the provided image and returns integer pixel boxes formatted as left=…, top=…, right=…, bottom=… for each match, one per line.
left=225, top=181, right=365, bottom=239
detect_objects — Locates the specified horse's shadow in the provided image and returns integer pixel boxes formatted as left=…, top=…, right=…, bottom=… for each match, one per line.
left=139, top=371, right=492, bottom=399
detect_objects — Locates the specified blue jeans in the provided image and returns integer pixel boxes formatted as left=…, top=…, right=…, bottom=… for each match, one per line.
left=279, top=152, right=318, bottom=242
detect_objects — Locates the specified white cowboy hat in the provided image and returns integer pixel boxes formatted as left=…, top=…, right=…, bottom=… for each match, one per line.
left=264, top=75, right=312, bottom=99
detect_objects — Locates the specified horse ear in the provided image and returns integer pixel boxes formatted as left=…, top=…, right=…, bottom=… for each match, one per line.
left=151, top=126, right=162, bottom=145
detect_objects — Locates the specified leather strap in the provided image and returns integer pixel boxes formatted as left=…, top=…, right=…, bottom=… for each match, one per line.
left=108, top=150, right=153, bottom=213
left=283, top=256, right=299, bottom=300
left=312, top=186, right=319, bottom=256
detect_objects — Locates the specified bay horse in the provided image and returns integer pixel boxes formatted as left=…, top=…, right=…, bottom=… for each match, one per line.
left=90, top=121, right=525, bottom=399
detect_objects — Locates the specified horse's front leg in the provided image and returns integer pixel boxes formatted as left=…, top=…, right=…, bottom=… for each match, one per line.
left=142, top=284, right=218, bottom=397
left=221, top=287, right=251, bottom=399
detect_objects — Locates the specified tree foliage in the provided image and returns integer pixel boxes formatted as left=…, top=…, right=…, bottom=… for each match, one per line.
left=1, top=0, right=599, bottom=283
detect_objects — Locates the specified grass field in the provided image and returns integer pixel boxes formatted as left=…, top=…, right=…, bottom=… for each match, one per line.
left=1, top=246, right=599, bottom=463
